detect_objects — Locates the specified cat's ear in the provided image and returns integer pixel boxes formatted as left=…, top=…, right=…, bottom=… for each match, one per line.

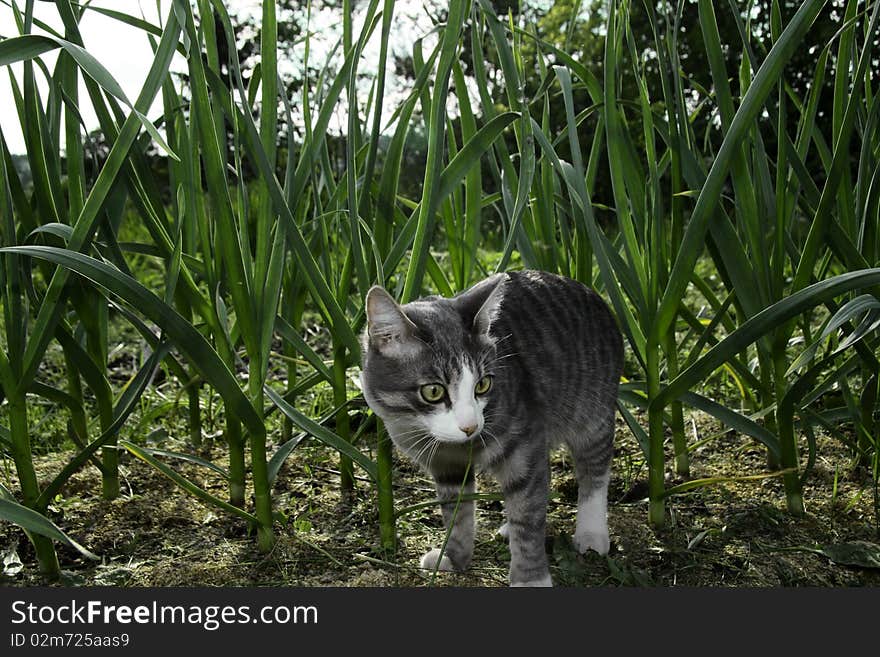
left=365, top=286, right=420, bottom=357
left=456, top=273, right=507, bottom=337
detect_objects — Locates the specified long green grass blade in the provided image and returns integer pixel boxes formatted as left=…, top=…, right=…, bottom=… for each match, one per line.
left=1, top=245, right=262, bottom=434
left=656, top=268, right=880, bottom=409
left=0, top=498, right=97, bottom=560
left=654, top=0, right=827, bottom=341
left=265, top=385, right=378, bottom=481
left=120, top=440, right=257, bottom=524
left=402, top=0, right=468, bottom=302
left=18, top=8, right=181, bottom=390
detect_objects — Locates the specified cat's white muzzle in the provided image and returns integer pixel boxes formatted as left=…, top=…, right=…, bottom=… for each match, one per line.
left=430, top=423, right=483, bottom=444
left=425, top=401, right=484, bottom=444
left=425, top=366, right=487, bottom=443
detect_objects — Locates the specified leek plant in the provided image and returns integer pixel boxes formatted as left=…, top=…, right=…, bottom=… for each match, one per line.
left=508, top=0, right=878, bottom=526
left=1, top=0, right=878, bottom=578
left=0, top=0, right=184, bottom=577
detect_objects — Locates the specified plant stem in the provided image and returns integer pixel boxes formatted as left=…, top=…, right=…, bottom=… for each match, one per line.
left=664, top=332, right=689, bottom=476
left=646, top=341, right=666, bottom=528
left=248, top=383, right=275, bottom=553
left=335, top=251, right=354, bottom=499
left=85, top=320, right=118, bottom=501
left=226, top=416, right=246, bottom=508
left=759, top=349, right=782, bottom=470
left=210, top=312, right=245, bottom=506
left=62, top=350, right=89, bottom=457
left=775, top=350, right=805, bottom=515
left=7, top=390, right=60, bottom=580
left=859, top=371, right=877, bottom=466
left=188, top=376, right=202, bottom=448
left=333, top=337, right=354, bottom=499
left=376, top=419, right=396, bottom=553
left=280, top=279, right=305, bottom=443
left=280, top=349, right=294, bottom=440
left=99, top=413, right=118, bottom=499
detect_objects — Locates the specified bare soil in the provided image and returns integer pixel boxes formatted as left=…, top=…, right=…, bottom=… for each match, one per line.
left=2, top=410, right=878, bottom=587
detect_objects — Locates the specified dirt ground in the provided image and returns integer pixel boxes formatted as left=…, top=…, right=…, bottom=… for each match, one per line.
left=2, top=410, right=879, bottom=587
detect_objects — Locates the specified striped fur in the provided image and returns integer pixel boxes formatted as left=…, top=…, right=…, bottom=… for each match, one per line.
left=362, top=270, right=623, bottom=586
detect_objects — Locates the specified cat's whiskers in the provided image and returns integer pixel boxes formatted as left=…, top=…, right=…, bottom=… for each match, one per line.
left=486, top=352, right=520, bottom=366
left=480, top=426, right=504, bottom=453
left=402, top=431, right=432, bottom=447
left=398, top=434, right=434, bottom=452
left=391, top=427, right=430, bottom=440
left=477, top=430, right=490, bottom=453
left=413, top=434, right=439, bottom=465
left=426, top=439, right=442, bottom=472
left=404, top=430, right=433, bottom=450
left=386, top=426, right=438, bottom=465
left=480, top=411, right=506, bottom=424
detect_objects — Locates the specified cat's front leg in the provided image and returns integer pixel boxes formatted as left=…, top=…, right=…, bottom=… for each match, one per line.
left=496, top=447, right=552, bottom=587
left=420, top=470, right=476, bottom=572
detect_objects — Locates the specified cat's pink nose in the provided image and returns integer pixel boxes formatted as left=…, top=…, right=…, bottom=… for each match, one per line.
left=460, top=423, right=477, bottom=436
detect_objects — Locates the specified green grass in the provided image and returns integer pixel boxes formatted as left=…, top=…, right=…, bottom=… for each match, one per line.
left=0, top=0, right=878, bottom=580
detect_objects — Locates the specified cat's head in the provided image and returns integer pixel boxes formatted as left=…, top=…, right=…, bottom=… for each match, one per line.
left=360, top=274, right=506, bottom=448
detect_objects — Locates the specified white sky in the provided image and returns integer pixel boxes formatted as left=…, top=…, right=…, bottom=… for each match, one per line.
left=0, top=0, right=447, bottom=155
left=0, top=1, right=181, bottom=154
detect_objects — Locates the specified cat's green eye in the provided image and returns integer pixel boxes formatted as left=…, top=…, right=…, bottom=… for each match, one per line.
left=420, top=383, right=446, bottom=403
left=475, top=375, right=493, bottom=395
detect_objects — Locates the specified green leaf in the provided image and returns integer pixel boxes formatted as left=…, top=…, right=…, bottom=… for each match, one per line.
left=130, top=447, right=230, bottom=480
left=820, top=541, right=880, bottom=569
left=679, top=391, right=781, bottom=460
left=402, top=0, right=469, bottom=302
left=616, top=400, right=649, bottom=458
left=267, top=401, right=349, bottom=486
left=788, top=295, right=880, bottom=374
left=265, top=385, right=378, bottom=481
left=36, top=340, right=173, bottom=508
left=0, top=34, right=58, bottom=66
left=120, top=440, right=257, bottom=524
left=26, top=222, right=74, bottom=243
left=654, top=0, right=828, bottom=340
left=274, top=315, right=333, bottom=383
left=662, top=469, right=796, bottom=497
left=17, top=10, right=181, bottom=392
left=0, top=246, right=262, bottom=436
left=267, top=434, right=308, bottom=488
left=436, top=112, right=519, bottom=206
left=0, top=34, right=178, bottom=160
left=0, top=498, right=98, bottom=561
left=655, top=268, right=880, bottom=410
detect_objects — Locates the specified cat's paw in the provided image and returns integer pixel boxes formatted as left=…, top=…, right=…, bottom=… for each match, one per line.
left=511, top=574, right=553, bottom=587
left=573, top=529, right=610, bottom=556
left=497, top=522, right=509, bottom=539
left=420, top=548, right=455, bottom=572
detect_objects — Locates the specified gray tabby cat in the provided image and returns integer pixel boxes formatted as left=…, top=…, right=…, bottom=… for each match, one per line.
left=361, top=270, right=623, bottom=586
